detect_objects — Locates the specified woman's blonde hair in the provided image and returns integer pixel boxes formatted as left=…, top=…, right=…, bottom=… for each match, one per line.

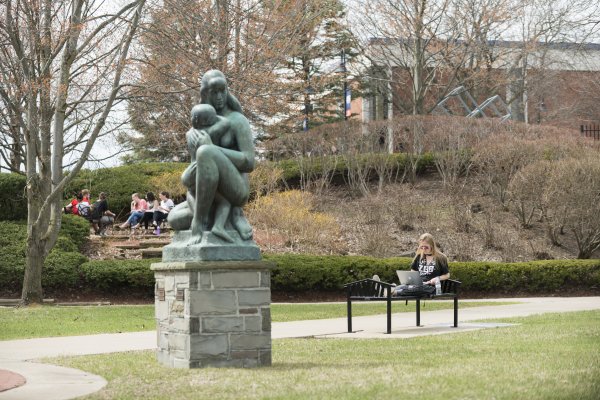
left=414, top=233, right=447, bottom=264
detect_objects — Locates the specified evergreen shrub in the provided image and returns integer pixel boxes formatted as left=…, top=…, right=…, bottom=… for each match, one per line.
left=271, top=152, right=436, bottom=183
left=0, top=173, right=27, bottom=220
left=266, top=255, right=600, bottom=294
left=43, top=251, right=88, bottom=289
left=265, top=254, right=413, bottom=291
left=79, top=259, right=155, bottom=291
left=0, top=217, right=90, bottom=295
left=60, top=214, right=93, bottom=250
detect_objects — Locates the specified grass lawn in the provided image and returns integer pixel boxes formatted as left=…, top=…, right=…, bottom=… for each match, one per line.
left=48, top=310, right=600, bottom=400
left=0, top=301, right=517, bottom=340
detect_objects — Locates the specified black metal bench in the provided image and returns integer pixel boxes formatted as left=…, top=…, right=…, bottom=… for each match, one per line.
left=344, top=278, right=461, bottom=334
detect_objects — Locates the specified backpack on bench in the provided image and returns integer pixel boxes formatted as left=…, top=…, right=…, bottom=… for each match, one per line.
left=395, top=284, right=435, bottom=296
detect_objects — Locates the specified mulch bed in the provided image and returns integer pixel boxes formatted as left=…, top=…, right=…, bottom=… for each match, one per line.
left=0, top=369, right=26, bottom=393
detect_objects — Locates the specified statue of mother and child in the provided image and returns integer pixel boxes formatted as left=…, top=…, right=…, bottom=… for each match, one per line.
left=167, top=70, right=255, bottom=248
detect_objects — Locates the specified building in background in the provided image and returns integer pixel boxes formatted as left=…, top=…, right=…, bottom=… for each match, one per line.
left=359, top=40, right=600, bottom=129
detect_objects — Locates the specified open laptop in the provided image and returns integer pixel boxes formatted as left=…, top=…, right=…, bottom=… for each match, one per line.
left=396, top=270, right=424, bottom=286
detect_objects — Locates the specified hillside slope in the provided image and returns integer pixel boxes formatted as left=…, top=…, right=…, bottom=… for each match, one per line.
left=253, top=173, right=593, bottom=262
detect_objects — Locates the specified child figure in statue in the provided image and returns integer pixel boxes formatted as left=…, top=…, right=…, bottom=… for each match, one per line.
left=182, top=104, right=236, bottom=242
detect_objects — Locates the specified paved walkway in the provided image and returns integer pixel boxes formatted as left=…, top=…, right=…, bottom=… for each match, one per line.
left=1, top=297, right=599, bottom=399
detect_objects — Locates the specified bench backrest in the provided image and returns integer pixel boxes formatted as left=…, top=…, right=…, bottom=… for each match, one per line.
left=441, top=279, right=460, bottom=294
left=344, top=278, right=393, bottom=297
left=344, top=278, right=461, bottom=298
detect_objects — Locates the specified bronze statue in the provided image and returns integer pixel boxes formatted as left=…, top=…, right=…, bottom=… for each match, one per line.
left=168, top=70, right=254, bottom=245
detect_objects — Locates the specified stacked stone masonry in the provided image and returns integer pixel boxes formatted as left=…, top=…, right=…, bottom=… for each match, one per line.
left=152, top=261, right=274, bottom=368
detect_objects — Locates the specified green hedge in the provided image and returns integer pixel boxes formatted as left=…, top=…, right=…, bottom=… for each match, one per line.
left=0, top=216, right=90, bottom=294
left=272, top=152, right=436, bottom=181
left=0, top=173, right=27, bottom=220
left=1, top=245, right=598, bottom=296
left=266, top=255, right=600, bottom=294
left=265, top=254, right=412, bottom=291
left=448, top=259, right=600, bottom=293
left=79, top=259, right=155, bottom=291
left=0, top=221, right=28, bottom=291
left=43, top=251, right=88, bottom=289
left=3, top=152, right=435, bottom=222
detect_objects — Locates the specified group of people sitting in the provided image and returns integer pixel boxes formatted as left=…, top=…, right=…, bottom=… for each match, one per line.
left=64, top=189, right=174, bottom=236
left=117, top=191, right=175, bottom=235
left=63, top=189, right=116, bottom=236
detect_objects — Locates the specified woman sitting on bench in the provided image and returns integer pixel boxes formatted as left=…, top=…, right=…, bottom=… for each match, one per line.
left=375, top=233, right=449, bottom=296
left=410, top=232, right=450, bottom=286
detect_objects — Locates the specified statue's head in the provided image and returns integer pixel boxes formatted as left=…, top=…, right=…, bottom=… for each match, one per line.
left=200, top=69, right=242, bottom=114
left=200, top=70, right=228, bottom=112
left=191, top=104, right=218, bottom=129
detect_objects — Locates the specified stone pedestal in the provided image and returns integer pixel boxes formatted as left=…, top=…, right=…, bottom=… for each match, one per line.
left=151, top=260, right=275, bottom=368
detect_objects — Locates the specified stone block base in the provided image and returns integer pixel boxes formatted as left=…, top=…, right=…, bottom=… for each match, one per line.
left=151, top=260, right=274, bottom=368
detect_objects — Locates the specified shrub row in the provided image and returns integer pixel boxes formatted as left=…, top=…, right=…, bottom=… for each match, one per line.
left=266, top=255, right=600, bottom=295
left=272, top=152, right=436, bottom=182
left=1, top=252, right=598, bottom=297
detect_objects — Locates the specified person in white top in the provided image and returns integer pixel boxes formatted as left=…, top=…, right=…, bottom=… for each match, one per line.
left=152, top=191, right=175, bottom=234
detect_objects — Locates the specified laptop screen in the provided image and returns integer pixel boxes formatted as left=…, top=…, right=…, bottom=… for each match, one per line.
left=396, top=270, right=423, bottom=285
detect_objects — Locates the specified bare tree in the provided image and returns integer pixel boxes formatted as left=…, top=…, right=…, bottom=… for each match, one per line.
left=472, top=135, right=540, bottom=208
left=543, top=154, right=600, bottom=258
left=500, top=0, right=600, bottom=122
left=355, top=0, right=599, bottom=125
left=0, top=0, right=146, bottom=304
left=507, top=160, right=551, bottom=228
left=358, top=0, right=458, bottom=115
left=0, top=75, right=25, bottom=171
left=121, top=0, right=359, bottom=161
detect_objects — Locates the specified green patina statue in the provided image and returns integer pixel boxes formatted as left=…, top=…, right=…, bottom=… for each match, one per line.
left=168, top=70, right=255, bottom=248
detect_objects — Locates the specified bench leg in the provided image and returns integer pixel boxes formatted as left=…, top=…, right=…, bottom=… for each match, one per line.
left=416, top=299, right=421, bottom=327
left=453, top=297, right=458, bottom=327
left=347, top=299, right=352, bottom=333
left=386, top=297, right=391, bottom=334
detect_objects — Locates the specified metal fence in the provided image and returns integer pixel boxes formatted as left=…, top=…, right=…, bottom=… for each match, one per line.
left=580, top=125, right=600, bottom=140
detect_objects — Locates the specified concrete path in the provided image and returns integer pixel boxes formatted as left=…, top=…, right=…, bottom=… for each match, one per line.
left=1, top=297, right=599, bottom=399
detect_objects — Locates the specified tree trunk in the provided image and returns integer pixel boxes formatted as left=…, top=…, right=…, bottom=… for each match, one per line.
left=21, top=230, right=47, bottom=303
left=216, top=0, right=230, bottom=71
left=21, top=158, right=53, bottom=303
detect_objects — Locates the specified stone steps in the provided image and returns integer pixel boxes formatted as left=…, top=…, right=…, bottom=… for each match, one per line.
left=92, top=229, right=172, bottom=260
left=141, top=248, right=163, bottom=259
left=113, top=243, right=141, bottom=250
left=140, top=240, right=171, bottom=248
left=101, top=233, right=171, bottom=241
left=113, top=240, right=171, bottom=250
